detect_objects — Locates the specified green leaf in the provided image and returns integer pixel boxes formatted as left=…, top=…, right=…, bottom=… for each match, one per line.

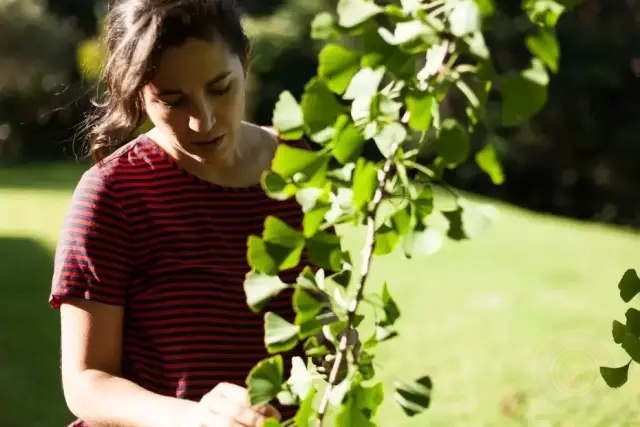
left=613, top=320, right=627, bottom=344
left=352, top=158, right=379, bottom=212
left=337, top=0, right=383, bottom=28
left=294, top=286, right=330, bottom=338
left=390, top=204, right=413, bottom=236
left=246, top=355, right=284, bottom=406
left=244, top=271, right=289, bottom=312
left=449, top=0, right=481, bottom=37
left=626, top=309, right=640, bottom=337
left=526, top=28, right=560, bottom=73
left=307, top=230, right=344, bottom=272
left=294, top=386, right=318, bottom=427
left=403, top=227, right=444, bottom=258
left=318, top=44, right=361, bottom=95
left=272, top=91, right=304, bottom=139
left=271, top=145, right=330, bottom=186
left=332, top=115, right=365, bottom=164
left=413, top=185, right=434, bottom=220
left=374, top=122, right=407, bottom=159
left=378, top=19, right=435, bottom=46
left=301, top=79, right=345, bottom=143
left=344, top=67, right=386, bottom=101
left=475, top=142, right=505, bottom=185
left=311, top=12, right=340, bottom=40
left=381, top=282, right=400, bottom=326
left=444, top=199, right=495, bottom=240
left=361, top=26, right=416, bottom=80
left=374, top=224, right=400, bottom=255
left=248, top=236, right=302, bottom=274
left=264, top=312, right=299, bottom=354
left=435, top=118, right=470, bottom=166
left=600, top=363, right=630, bottom=389
left=394, top=375, right=432, bottom=416
left=335, top=384, right=377, bottom=427
left=501, top=59, right=549, bottom=126
left=406, top=91, right=434, bottom=131
left=523, top=0, right=565, bottom=27
left=261, top=171, right=297, bottom=200
left=619, top=269, right=640, bottom=303
left=622, top=332, right=640, bottom=363
left=287, top=356, right=314, bottom=400
left=264, top=216, right=304, bottom=247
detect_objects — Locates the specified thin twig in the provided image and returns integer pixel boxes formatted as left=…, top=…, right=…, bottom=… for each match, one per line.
left=316, top=144, right=401, bottom=424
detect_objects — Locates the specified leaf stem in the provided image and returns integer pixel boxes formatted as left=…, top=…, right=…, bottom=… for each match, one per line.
left=316, top=143, right=402, bottom=424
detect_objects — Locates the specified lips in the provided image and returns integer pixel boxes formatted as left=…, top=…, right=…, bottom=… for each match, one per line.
left=193, top=134, right=225, bottom=147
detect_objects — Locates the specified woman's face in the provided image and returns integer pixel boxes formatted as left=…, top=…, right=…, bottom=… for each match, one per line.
left=141, top=36, right=246, bottom=165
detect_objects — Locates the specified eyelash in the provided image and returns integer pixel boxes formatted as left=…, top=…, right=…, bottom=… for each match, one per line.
left=162, top=84, right=232, bottom=109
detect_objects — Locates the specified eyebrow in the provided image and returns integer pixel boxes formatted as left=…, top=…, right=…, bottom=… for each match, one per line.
left=155, top=71, right=232, bottom=96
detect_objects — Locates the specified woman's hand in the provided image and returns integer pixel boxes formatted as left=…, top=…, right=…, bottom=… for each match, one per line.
left=180, top=382, right=281, bottom=427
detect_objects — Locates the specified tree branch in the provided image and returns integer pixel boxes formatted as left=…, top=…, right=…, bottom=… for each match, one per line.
left=316, top=146, right=400, bottom=424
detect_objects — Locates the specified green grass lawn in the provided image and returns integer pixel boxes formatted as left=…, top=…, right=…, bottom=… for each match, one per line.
left=1, top=162, right=639, bottom=426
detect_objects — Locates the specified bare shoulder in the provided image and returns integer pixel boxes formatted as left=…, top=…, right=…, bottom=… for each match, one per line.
left=240, top=121, right=279, bottom=164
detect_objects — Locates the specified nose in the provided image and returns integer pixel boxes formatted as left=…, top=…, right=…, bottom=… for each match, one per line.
left=189, top=99, right=215, bottom=134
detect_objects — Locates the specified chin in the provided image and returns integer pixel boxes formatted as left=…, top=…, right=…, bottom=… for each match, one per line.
left=192, top=136, right=239, bottom=166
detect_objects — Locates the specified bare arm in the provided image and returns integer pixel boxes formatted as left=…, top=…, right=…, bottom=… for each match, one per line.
left=60, top=297, right=197, bottom=427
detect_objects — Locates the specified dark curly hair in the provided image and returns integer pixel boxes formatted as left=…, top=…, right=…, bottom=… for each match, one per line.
left=84, top=0, right=249, bottom=162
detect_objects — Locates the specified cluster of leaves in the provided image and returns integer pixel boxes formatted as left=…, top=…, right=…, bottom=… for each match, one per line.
left=600, top=268, right=640, bottom=388
left=242, top=0, right=565, bottom=425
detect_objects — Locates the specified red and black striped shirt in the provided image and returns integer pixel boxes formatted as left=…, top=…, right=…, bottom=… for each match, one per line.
left=50, top=134, right=306, bottom=425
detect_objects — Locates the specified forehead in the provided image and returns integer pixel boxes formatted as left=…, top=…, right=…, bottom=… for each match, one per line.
left=149, top=37, right=242, bottom=88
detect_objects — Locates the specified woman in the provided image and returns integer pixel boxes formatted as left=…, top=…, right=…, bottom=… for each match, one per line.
left=49, top=0, right=308, bottom=425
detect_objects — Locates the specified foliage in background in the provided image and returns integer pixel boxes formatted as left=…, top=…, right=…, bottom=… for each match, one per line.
left=600, top=268, right=640, bottom=388
left=241, top=0, right=570, bottom=425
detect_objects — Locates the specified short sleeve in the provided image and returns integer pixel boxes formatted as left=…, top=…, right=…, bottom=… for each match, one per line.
left=49, top=168, right=134, bottom=309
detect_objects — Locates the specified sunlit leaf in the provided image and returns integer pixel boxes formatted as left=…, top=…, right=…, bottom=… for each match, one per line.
left=449, top=0, right=481, bottom=37
left=403, top=227, right=444, bottom=258
left=332, top=115, right=365, bottom=164
left=475, top=141, right=505, bottom=185
left=246, top=355, right=284, bottom=406
left=523, top=0, right=565, bottom=27
left=374, top=224, right=400, bottom=255
left=244, top=271, right=289, bottom=312
left=301, top=79, right=345, bottom=143
left=311, top=12, right=340, bottom=40
left=352, top=158, right=379, bottom=212
left=374, top=122, right=407, bottom=158
left=526, top=28, right=560, bottom=72
left=318, top=44, right=361, bottom=94
left=272, top=91, right=304, bottom=139
left=344, top=67, right=386, bottom=101
left=405, top=91, right=434, bottom=131
left=337, top=0, right=383, bottom=28
left=264, top=312, right=299, bottom=354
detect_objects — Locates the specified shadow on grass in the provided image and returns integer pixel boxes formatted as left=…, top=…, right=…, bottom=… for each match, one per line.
left=0, top=161, right=90, bottom=191
left=0, top=236, right=73, bottom=426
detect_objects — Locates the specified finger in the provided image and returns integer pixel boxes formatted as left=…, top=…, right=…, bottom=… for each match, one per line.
left=218, top=382, right=251, bottom=405
left=207, top=396, right=266, bottom=427
left=257, top=403, right=281, bottom=421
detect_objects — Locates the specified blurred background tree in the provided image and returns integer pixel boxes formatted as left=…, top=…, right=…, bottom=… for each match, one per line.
left=2, top=0, right=639, bottom=226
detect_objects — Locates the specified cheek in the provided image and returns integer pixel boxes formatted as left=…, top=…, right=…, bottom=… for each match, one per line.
left=146, top=104, right=189, bottom=136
